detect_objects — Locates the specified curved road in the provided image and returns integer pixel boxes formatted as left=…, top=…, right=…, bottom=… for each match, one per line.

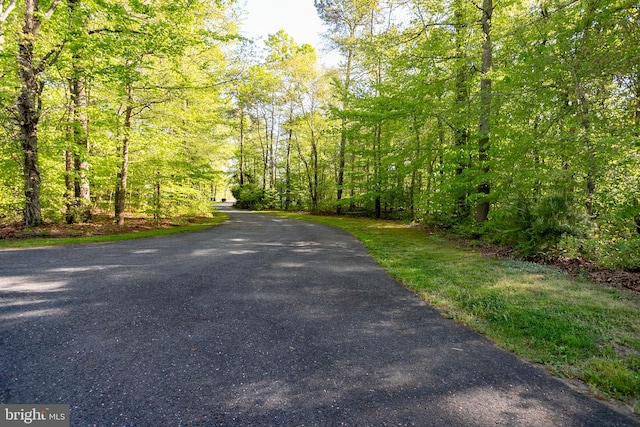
left=1, top=205, right=638, bottom=426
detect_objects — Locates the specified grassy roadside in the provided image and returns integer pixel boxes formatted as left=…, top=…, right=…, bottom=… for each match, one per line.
left=0, top=212, right=228, bottom=249
left=270, top=211, right=640, bottom=414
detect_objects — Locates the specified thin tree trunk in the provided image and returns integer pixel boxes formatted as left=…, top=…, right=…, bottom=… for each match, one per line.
left=115, top=86, right=133, bottom=226
left=572, top=9, right=597, bottom=216
left=425, top=116, right=445, bottom=216
left=374, top=122, right=382, bottom=219
left=410, top=114, right=422, bottom=219
left=453, top=0, right=470, bottom=220
left=475, top=0, right=493, bottom=223
left=296, top=135, right=315, bottom=212
left=635, top=74, right=640, bottom=131
left=239, top=106, right=245, bottom=185
left=262, top=116, right=268, bottom=191
left=634, top=75, right=640, bottom=233
left=269, top=102, right=276, bottom=190
left=336, top=43, right=354, bottom=213
left=64, top=149, right=74, bottom=223
left=65, top=74, right=92, bottom=222
left=373, top=36, right=383, bottom=219
left=573, top=70, right=595, bottom=215
left=66, top=0, right=91, bottom=223
left=154, top=173, right=161, bottom=220
left=285, top=104, right=293, bottom=210
left=70, top=72, right=91, bottom=220
left=312, top=131, right=318, bottom=213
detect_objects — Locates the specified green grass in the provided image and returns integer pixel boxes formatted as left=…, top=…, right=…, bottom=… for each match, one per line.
left=0, top=212, right=228, bottom=248
left=269, top=211, right=640, bottom=413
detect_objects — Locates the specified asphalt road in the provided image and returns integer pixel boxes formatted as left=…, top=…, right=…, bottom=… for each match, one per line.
left=1, top=204, right=638, bottom=426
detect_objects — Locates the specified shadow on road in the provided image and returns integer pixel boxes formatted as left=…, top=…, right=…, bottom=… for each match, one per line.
left=1, top=207, right=637, bottom=426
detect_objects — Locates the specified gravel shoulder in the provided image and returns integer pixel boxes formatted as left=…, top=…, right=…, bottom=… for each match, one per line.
left=1, top=204, right=638, bottom=426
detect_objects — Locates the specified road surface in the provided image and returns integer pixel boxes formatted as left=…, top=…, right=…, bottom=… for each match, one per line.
left=1, top=204, right=638, bottom=426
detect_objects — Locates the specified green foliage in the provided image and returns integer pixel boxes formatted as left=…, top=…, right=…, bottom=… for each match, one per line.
left=598, top=238, right=640, bottom=272
left=565, top=236, right=640, bottom=273
left=0, top=147, right=21, bottom=220
left=0, top=0, right=238, bottom=224
left=491, top=194, right=590, bottom=258
left=584, top=357, right=640, bottom=399
left=231, top=184, right=276, bottom=210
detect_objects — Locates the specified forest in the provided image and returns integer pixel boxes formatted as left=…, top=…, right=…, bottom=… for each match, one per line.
left=1, top=0, right=639, bottom=270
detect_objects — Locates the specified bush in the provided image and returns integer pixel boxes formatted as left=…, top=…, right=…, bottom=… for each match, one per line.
left=492, top=194, right=589, bottom=258
left=572, top=237, right=640, bottom=272
left=231, top=184, right=276, bottom=210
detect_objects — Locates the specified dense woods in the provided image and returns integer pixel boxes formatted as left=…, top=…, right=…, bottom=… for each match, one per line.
left=1, top=0, right=238, bottom=226
left=1, top=0, right=639, bottom=270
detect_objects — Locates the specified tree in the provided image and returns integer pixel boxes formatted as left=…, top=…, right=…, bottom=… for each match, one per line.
left=474, top=0, right=493, bottom=223
left=315, top=0, right=378, bottom=213
left=16, top=0, right=63, bottom=226
left=100, top=0, right=233, bottom=225
left=0, top=0, right=239, bottom=223
left=451, top=0, right=473, bottom=221
left=64, top=0, right=91, bottom=223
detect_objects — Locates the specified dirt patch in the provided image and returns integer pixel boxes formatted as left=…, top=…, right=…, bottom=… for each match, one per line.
left=551, top=255, right=640, bottom=295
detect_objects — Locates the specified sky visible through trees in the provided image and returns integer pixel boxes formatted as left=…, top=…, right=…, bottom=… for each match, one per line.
left=0, top=0, right=639, bottom=269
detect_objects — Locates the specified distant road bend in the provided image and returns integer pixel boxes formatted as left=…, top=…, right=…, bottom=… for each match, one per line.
left=0, top=203, right=638, bottom=426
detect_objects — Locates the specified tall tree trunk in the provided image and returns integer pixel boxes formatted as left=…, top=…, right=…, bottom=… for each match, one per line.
left=336, top=42, right=354, bottom=214
left=374, top=122, right=382, bottom=219
left=410, top=114, right=421, bottom=219
left=71, top=72, right=91, bottom=217
left=573, top=70, right=595, bottom=215
left=634, top=75, right=640, bottom=234
left=261, top=116, right=268, bottom=191
left=66, top=0, right=91, bottom=223
left=115, top=86, right=133, bottom=226
left=154, top=172, right=161, bottom=220
left=64, top=149, right=74, bottom=222
left=635, top=73, right=640, bottom=132
left=67, top=74, right=92, bottom=222
left=17, top=0, right=43, bottom=226
left=312, top=131, right=319, bottom=214
left=239, top=106, right=245, bottom=185
left=453, top=0, right=470, bottom=220
left=475, top=0, right=493, bottom=223
left=269, top=101, right=276, bottom=190
left=16, top=0, right=61, bottom=226
left=572, top=9, right=597, bottom=217
left=285, top=104, right=293, bottom=210
left=296, top=134, right=316, bottom=212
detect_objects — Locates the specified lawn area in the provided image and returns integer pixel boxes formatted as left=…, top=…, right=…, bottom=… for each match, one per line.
left=270, top=211, right=640, bottom=415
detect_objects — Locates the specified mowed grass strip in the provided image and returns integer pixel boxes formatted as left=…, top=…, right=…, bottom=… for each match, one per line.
left=0, top=212, right=228, bottom=248
left=270, top=211, right=640, bottom=413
